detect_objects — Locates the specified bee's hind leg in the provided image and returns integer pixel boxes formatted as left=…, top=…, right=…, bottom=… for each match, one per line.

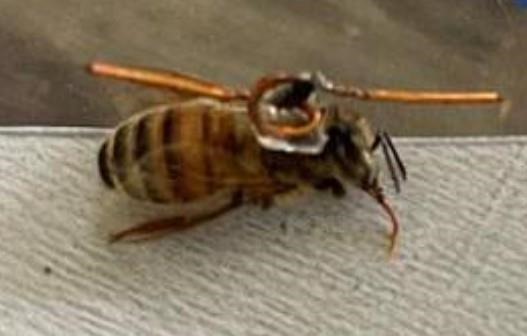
left=109, top=191, right=244, bottom=243
left=109, top=216, right=189, bottom=243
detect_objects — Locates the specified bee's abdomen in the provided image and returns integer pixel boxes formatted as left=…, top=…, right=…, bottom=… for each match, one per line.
left=98, top=101, right=250, bottom=203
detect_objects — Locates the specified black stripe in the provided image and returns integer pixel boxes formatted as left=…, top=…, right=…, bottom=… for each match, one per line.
left=134, top=115, right=164, bottom=201
left=98, top=140, right=114, bottom=188
left=201, top=108, right=213, bottom=192
left=134, top=115, right=149, bottom=162
left=112, top=125, right=128, bottom=184
left=161, top=109, right=180, bottom=198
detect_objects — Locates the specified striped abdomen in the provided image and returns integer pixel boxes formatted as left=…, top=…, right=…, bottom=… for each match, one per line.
left=98, top=99, right=265, bottom=203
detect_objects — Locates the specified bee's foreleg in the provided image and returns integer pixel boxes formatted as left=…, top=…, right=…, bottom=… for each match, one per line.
left=246, top=189, right=277, bottom=210
left=109, top=191, right=243, bottom=243
left=245, top=184, right=296, bottom=210
left=313, top=177, right=346, bottom=198
left=257, top=196, right=274, bottom=210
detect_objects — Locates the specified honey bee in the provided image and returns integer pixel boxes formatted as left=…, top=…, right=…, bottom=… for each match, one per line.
left=90, top=62, right=503, bottom=255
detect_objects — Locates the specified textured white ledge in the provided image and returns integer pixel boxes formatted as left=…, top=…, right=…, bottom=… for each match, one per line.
left=0, top=131, right=526, bottom=335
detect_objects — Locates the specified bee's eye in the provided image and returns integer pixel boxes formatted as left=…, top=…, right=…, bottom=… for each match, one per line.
left=344, top=132, right=357, bottom=157
left=327, top=125, right=347, bottom=138
left=326, top=125, right=355, bottom=156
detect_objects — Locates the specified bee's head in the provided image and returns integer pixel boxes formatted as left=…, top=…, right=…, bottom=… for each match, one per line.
left=324, top=111, right=380, bottom=192
left=325, top=109, right=407, bottom=196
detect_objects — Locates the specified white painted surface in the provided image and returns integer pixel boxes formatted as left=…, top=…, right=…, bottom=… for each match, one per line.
left=0, top=131, right=526, bottom=335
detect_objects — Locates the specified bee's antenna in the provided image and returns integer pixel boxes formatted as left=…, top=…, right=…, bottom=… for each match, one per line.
left=382, top=132, right=407, bottom=181
left=380, top=135, right=401, bottom=193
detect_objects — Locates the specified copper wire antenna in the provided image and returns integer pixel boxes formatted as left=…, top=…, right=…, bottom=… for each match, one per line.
left=312, top=72, right=503, bottom=104
left=89, top=62, right=250, bottom=101
left=89, top=62, right=504, bottom=139
left=90, top=62, right=503, bottom=105
left=328, top=85, right=502, bottom=104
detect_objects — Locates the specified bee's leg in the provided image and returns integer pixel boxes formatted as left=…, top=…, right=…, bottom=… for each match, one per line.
left=244, top=187, right=270, bottom=209
left=314, top=177, right=346, bottom=198
left=257, top=196, right=274, bottom=210
left=246, top=184, right=296, bottom=210
left=109, top=191, right=243, bottom=243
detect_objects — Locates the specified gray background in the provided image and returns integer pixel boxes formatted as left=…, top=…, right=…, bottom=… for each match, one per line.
left=1, top=133, right=526, bottom=335
left=1, top=0, right=525, bottom=136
